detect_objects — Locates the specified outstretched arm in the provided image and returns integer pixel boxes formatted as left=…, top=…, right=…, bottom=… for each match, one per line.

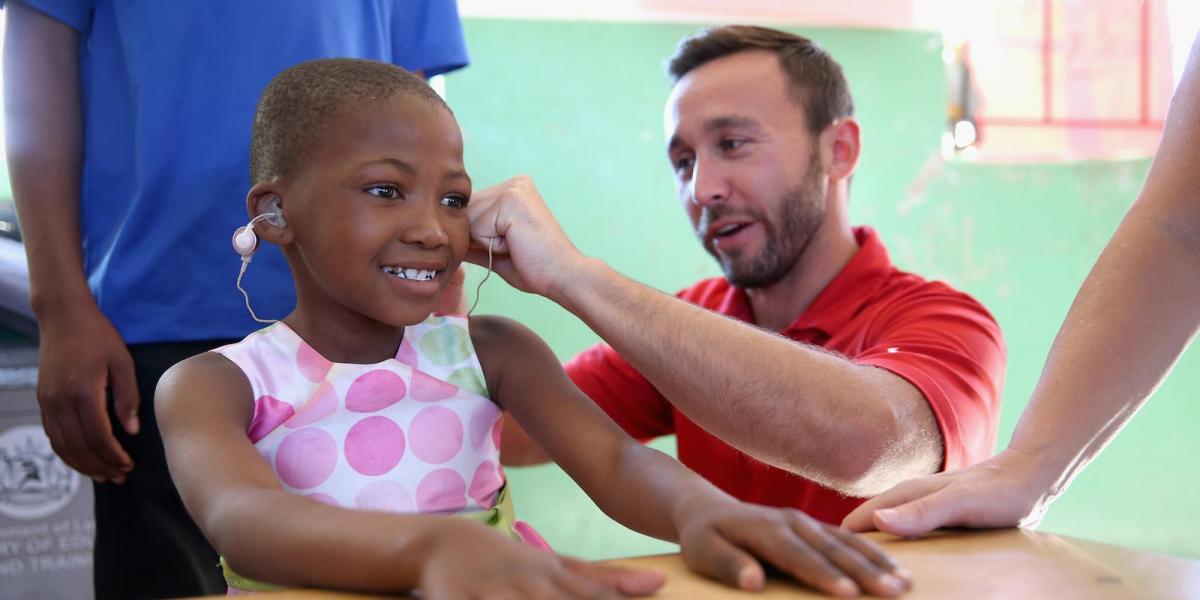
left=471, top=178, right=1001, bottom=495
left=473, top=315, right=911, bottom=597
left=843, top=35, right=1200, bottom=536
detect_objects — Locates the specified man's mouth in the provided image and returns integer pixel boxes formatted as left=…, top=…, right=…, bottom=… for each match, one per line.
left=380, top=266, right=440, bottom=281
left=713, top=222, right=750, bottom=238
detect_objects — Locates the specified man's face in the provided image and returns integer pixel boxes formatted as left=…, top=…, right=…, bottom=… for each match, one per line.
left=664, top=50, right=827, bottom=289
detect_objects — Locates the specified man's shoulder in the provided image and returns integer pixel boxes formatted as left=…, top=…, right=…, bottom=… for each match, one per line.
left=871, top=269, right=1000, bottom=330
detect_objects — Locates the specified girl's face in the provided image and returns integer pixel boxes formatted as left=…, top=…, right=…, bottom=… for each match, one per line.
left=280, top=95, right=472, bottom=329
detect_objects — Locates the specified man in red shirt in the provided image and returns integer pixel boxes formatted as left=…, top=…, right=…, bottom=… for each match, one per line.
left=471, top=25, right=1005, bottom=523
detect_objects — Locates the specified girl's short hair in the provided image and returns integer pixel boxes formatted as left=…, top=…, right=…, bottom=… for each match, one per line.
left=249, top=58, right=449, bottom=183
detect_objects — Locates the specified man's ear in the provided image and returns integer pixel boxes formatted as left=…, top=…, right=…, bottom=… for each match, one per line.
left=246, top=183, right=293, bottom=246
left=819, top=117, right=861, bottom=181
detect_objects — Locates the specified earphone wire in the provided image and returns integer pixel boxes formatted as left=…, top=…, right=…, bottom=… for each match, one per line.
left=236, top=256, right=278, bottom=324
left=235, top=212, right=281, bottom=324
left=466, top=236, right=495, bottom=317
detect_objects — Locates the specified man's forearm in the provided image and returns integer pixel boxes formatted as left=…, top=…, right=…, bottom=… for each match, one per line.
left=550, top=256, right=940, bottom=495
left=4, top=2, right=94, bottom=319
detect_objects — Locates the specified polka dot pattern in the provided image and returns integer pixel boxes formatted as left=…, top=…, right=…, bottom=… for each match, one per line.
left=448, top=367, right=488, bottom=396
left=491, top=418, right=503, bottom=451
left=469, top=403, right=500, bottom=451
left=306, top=493, right=340, bottom=506
left=216, top=315, right=508, bottom=528
left=469, top=461, right=502, bottom=507
left=275, top=428, right=338, bottom=490
left=344, top=416, right=405, bottom=476
left=247, top=396, right=294, bottom=443
left=346, top=369, right=407, bottom=413
left=285, top=381, right=339, bottom=428
left=416, top=469, right=467, bottom=513
left=296, top=343, right=333, bottom=382
left=419, top=323, right=473, bottom=366
left=409, top=407, right=464, bottom=464
left=395, top=338, right=419, bottom=368
left=410, top=370, right=459, bottom=402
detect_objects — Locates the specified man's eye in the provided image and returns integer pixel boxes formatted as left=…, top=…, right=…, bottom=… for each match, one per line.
left=673, top=156, right=695, bottom=174
left=719, top=138, right=745, bottom=152
left=366, top=185, right=400, bottom=199
left=441, top=193, right=469, bottom=209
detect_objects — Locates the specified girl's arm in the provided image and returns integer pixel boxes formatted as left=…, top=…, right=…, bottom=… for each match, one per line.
left=156, top=352, right=657, bottom=597
left=472, top=315, right=910, bottom=598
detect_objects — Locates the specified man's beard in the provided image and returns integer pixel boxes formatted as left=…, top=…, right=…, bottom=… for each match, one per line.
left=704, top=154, right=826, bottom=289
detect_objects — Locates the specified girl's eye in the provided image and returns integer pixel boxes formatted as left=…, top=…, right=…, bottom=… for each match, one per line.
left=441, top=193, right=469, bottom=209
left=366, top=184, right=401, bottom=199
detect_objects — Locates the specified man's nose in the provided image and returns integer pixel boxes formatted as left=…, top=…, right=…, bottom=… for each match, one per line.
left=688, top=157, right=729, bottom=207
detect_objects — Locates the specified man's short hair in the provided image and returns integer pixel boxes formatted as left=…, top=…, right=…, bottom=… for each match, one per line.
left=667, top=25, right=854, bottom=134
left=249, top=58, right=449, bottom=184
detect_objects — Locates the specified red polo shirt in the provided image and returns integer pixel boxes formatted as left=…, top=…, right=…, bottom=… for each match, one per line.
left=564, top=227, right=1005, bottom=524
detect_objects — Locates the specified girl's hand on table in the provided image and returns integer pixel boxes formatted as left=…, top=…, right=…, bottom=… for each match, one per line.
left=421, top=521, right=666, bottom=599
left=675, top=498, right=911, bottom=598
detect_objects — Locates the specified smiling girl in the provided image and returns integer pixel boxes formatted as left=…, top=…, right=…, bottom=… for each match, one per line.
left=154, top=58, right=909, bottom=598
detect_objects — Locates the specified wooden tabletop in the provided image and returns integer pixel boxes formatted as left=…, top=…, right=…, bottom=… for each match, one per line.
left=233, top=528, right=1200, bottom=599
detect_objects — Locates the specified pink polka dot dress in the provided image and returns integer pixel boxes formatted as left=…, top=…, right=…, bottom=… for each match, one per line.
left=212, top=315, right=546, bottom=592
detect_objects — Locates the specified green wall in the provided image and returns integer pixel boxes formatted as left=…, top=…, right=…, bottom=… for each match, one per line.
left=449, top=19, right=1198, bottom=560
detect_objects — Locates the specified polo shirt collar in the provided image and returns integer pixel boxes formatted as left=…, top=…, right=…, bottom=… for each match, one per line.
left=788, top=226, right=893, bottom=336
left=720, top=227, right=894, bottom=335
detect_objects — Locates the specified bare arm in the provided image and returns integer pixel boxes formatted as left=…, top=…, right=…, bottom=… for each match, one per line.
left=843, top=34, right=1200, bottom=537
left=472, top=179, right=946, bottom=496
left=4, top=0, right=138, bottom=481
left=157, top=352, right=458, bottom=590
left=156, top=352, right=666, bottom=598
left=473, top=315, right=911, bottom=597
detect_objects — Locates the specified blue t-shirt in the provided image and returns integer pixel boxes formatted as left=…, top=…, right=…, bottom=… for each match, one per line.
left=18, top=0, right=469, bottom=343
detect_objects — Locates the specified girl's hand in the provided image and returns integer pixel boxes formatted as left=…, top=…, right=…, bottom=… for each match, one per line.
left=675, top=498, right=911, bottom=598
left=421, top=521, right=666, bottom=599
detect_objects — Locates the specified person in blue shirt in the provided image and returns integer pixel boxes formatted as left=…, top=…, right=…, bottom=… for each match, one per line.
left=3, top=2, right=468, bottom=597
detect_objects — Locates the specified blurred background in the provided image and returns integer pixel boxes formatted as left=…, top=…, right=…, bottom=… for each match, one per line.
left=0, top=0, right=1196, bottom=579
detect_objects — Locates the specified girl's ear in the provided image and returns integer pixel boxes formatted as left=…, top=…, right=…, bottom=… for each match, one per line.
left=246, top=184, right=293, bottom=246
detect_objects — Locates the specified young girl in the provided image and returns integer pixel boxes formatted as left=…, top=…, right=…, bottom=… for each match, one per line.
left=155, top=58, right=909, bottom=598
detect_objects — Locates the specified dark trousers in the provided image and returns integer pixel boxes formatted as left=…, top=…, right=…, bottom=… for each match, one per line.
left=93, top=340, right=235, bottom=600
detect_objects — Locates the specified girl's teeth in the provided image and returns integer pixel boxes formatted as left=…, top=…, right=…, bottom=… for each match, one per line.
left=382, top=266, right=437, bottom=281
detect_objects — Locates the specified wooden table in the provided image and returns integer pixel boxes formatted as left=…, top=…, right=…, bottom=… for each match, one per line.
left=228, top=529, right=1200, bottom=599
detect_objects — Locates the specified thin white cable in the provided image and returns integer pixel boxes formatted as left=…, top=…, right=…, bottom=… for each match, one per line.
left=236, top=256, right=278, bottom=324
left=467, top=237, right=495, bottom=317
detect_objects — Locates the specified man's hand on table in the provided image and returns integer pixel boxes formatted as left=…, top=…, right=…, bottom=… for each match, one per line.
left=842, top=449, right=1054, bottom=536
left=674, top=496, right=911, bottom=597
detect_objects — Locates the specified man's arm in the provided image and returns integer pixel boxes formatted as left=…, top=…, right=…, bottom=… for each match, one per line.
left=470, top=178, right=990, bottom=496
left=844, top=34, right=1200, bottom=536
left=473, top=315, right=910, bottom=597
left=5, top=1, right=138, bottom=481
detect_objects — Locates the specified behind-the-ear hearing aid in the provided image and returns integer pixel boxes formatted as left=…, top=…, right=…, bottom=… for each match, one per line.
left=233, top=196, right=286, bottom=323
left=232, top=196, right=286, bottom=257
